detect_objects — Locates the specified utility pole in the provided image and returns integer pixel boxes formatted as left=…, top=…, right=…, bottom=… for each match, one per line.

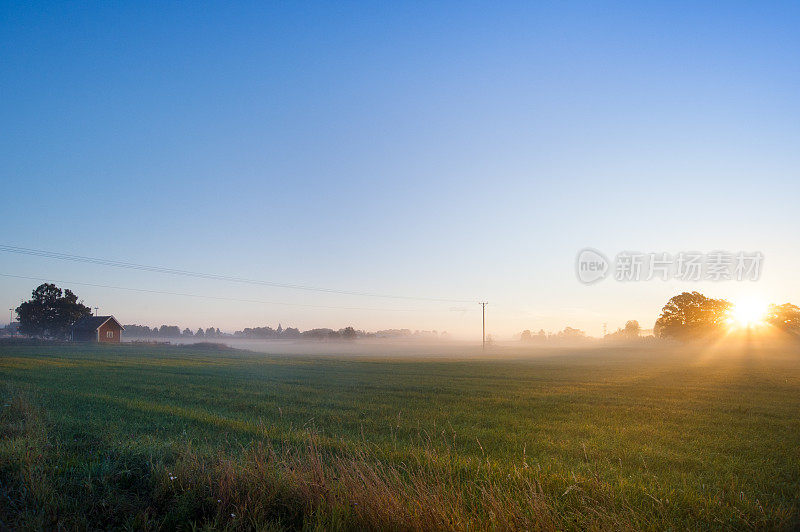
left=93, top=307, right=99, bottom=316
left=479, top=302, right=488, bottom=350
left=8, top=308, right=13, bottom=325
left=602, top=322, right=607, bottom=337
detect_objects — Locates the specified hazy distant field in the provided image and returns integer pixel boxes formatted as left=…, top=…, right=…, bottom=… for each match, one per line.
left=1, top=342, right=799, bottom=530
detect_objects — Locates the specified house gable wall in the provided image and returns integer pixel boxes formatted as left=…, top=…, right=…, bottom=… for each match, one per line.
left=98, top=320, right=122, bottom=343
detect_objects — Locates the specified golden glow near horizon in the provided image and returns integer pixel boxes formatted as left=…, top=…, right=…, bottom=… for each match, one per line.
left=729, top=297, right=769, bottom=329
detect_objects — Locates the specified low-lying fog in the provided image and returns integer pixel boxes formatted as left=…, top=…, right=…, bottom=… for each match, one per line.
left=125, top=337, right=500, bottom=357
left=122, top=335, right=800, bottom=358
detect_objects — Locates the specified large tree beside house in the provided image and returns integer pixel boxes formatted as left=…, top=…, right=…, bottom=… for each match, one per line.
left=15, top=283, right=92, bottom=339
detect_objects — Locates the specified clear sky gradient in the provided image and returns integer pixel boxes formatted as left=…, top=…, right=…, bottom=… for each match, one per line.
left=2, top=2, right=799, bottom=338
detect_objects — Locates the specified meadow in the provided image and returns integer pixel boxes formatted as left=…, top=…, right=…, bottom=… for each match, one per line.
left=1, top=341, right=798, bottom=530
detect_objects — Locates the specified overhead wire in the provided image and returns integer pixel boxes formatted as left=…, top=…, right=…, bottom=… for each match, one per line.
left=0, top=244, right=476, bottom=304
left=0, top=273, right=433, bottom=312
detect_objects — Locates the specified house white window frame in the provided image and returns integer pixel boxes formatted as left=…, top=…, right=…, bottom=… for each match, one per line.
left=106, top=331, right=114, bottom=339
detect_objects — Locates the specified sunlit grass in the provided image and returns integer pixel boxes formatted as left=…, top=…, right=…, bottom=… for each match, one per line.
left=1, top=342, right=799, bottom=529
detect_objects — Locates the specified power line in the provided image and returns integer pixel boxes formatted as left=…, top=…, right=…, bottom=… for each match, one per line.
left=0, top=273, right=437, bottom=312
left=0, top=244, right=475, bottom=304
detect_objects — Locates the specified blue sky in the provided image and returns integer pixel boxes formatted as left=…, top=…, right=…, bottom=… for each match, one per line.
left=1, top=2, right=799, bottom=337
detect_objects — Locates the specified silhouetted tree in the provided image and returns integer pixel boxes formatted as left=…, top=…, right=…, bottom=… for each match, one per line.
left=605, top=320, right=642, bottom=341
left=520, top=329, right=548, bottom=343
left=15, top=283, right=92, bottom=339
left=654, top=291, right=731, bottom=339
left=195, top=328, right=205, bottom=337
left=159, top=325, right=181, bottom=338
left=557, top=326, right=586, bottom=339
left=237, top=326, right=277, bottom=339
left=123, top=325, right=155, bottom=337
left=282, top=327, right=300, bottom=338
left=341, top=326, right=357, bottom=340
left=766, top=303, right=800, bottom=334
left=624, top=320, right=641, bottom=338
left=301, top=328, right=334, bottom=339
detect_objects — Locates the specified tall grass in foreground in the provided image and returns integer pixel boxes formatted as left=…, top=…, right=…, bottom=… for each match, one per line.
left=0, top=391, right=565, bottom=530
left=159, top=437, right=562, bottom=530
left=2, top=389, right=795, bottom=531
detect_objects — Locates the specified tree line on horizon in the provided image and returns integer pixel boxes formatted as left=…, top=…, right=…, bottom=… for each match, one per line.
left=7, top=284, right=448, bottom=341
left=9, top=284, right=800, bottom=342
left=122, top=324, right=446, bottom=341
left=519, top=292, right=800, bottom=342
left=122, top=324, right=356, bottom=341
left=521, top=320, right=644, bottom=343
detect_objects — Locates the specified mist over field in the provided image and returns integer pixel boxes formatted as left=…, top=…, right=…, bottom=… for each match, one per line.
left=121, top=332, right=800, bottom=359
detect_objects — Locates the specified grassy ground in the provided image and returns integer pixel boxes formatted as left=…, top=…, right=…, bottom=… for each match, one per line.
left=1, top=341, right=798, bottom=530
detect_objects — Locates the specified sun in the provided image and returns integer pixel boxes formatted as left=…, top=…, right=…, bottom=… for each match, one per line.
left=729, top=297, right=769, bottom=328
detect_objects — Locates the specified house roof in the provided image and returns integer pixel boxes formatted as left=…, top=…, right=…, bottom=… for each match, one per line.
left=71, top=315, right=124, bottom=332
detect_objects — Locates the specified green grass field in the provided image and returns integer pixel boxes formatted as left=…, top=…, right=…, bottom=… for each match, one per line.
left=1, top=341, right=799, bottom=530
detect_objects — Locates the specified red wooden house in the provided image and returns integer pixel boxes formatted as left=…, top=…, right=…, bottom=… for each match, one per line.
left=71, top=315, right=124, bottom=343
